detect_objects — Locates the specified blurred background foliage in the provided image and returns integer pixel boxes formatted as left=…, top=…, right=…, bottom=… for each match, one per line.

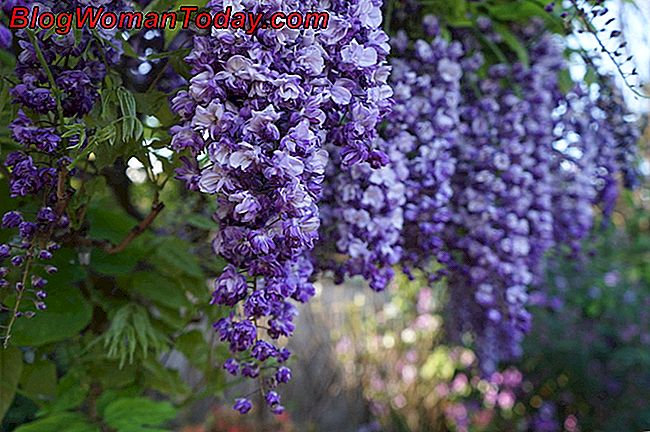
left=316, top=179, right=650, bottom=432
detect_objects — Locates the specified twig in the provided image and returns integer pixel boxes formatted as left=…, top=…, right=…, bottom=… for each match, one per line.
left=106, top=202, right=165, bottom=254
left=568, top=0, right=648, bottom=99
left=2, top=256, right=32, bottom=348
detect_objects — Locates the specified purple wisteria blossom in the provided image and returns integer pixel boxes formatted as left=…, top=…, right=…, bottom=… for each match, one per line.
left=0, top=0, right=125, bottom=325
left=317, top=16, right=461, bottom=292
left=388, top=19, right=463, bottom=279
left=170, top=0, right=391, bottom=413
left=317, top=140, right=407, bottom=291
left=551, top=78, right=640, bottom=256
left=443, top=26, right=563, bottom=373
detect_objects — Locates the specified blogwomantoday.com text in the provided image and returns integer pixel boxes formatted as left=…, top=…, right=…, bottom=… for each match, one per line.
left=8, top=6, right=330, bottom=35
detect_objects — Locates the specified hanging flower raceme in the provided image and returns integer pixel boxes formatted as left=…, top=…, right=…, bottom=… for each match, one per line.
left=443, top=27, right=563, bottom=373
left=439, top=20, right=640, bottom=373
left=0, top=0, right=124, bottom=342
left=170, top=0, right=391, bottom=414
left=316, top=16, right=462, bottom=292
left=551, top=78, right=639, bottom=255
left=587, top=82, right=640, bottom=218
left=388, top=17, right=463, bottom=280
left=316, top=137, right=407, bottom=292
left=550, top=86, right=602, bottom=255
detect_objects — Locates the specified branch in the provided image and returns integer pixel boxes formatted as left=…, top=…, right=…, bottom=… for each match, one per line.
left=106, top=202, right=165, bottom=254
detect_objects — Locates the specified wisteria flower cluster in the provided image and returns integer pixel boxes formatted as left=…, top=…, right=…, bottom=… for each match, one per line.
left=440, top=20, right=639, bottom=372
left=388, top=18, right=463, bottom=279
left=316, top=17, right=463, bottom=292
left=169, top=2, right=641, bottom=411
left=0, top=0, right=124, bottom=344
left=442, top=29, right=563, bottom=372
left=317, top=139, right=407, bottom=292
left=170, top=0, right=391, bottom=414
left=551, top=81, right=640, bottom=254
left=550, top=86, right=602, bottom=255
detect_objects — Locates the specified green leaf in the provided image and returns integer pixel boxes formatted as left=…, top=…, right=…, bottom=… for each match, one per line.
left=493, top=23, right=529, bottom=67
left=0, top=347, right=23, bottom=422
left=164, top=0, right=207, bottom=47
left=95, top=388, right=140, bottom=418
left=185, top=214, right=216, bottom=231
left=0, top=68, right=13, bottom=118
left=103, top=397, right=176, bottom=432
left=487, top=1, right=545, bottom=21
left=125, top=272, right=190, bottom=309
left=142, top=359, right=191, bottom=400
left=88, top=360, right=138, bottom=390
left=558, top=68, right=574, bottom=93
left=421, top=0, right=468, bottom=26
left=176, top=331, right=208, bottom=368
left=487, top=0, right=563, bottom=33
left=90, top=249, right=142, bottom=276
left=61, top=123, right=87, bottom=151
left=39, top=372, right=89, bottom=415
left=87, top=198, right=137, bottom=240
left=19, top=360, right=57, bottom=405
left=151, top=305, right=188, bottom=330
left=0, top=179, right=14, bottom=244
left=121, top=39, right=140, bottom=59
left=152, top=238, right=204, bottom=278
left=11, top=268, right=92, bottom=346
left=13, top=412, right=98, bottom=432
left=134, top=91, right=169, bottom=115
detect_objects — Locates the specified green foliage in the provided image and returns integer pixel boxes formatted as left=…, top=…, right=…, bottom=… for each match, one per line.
left=0, top=347, right=23, bottom=422
left=13, top=412, right=98, bottom=432
left=10, top=260, right=92, bottom=347
left=18, top=361, right=57, bottom=405
left=103, top=397, right=176, bottom=432
left=163, top=0, right=207, bottom=47
left=10, top=397, right=178, bottom=432
left=100, top=304, right=169, bottom=368
left=419, top=0, right=469, bottom=26
left=1, top=25, right=223, bottom=427
left=515, top=197, right=650, bottom=431
left=39, top=371, right=89, bottom=415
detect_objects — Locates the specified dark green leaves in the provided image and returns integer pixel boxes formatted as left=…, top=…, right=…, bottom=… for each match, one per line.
left=493, top=23, right=530, bottom=67
left=39, top=371, right=89, bottom=415
left=125, top=272, right=191, bottom=309
left=420, top=0, right=469, bottom=26
left=103, top=397, right=176, bottom=432
left=10, top=273, right=92, bottom=347
left=13, top=413, right=98, bottom=432
left=0, top=347, right=23, bottom=422
left=485, top=0, right=564, bottom=33
left=151, top=237, right=205, bottom=280
left=19, top=361, right=57, bottom=405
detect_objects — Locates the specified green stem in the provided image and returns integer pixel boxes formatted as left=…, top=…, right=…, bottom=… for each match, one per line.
left=383, top=0, right=394, bottom=34
left=2, top=256, right=33, bottom=348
